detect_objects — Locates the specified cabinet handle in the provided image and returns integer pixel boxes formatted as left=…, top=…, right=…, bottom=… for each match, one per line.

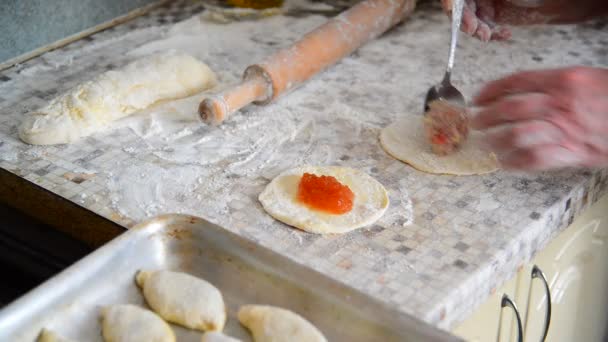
left=497, top=294, right=523, bottom=342
left=525, top=265, right=552, bottom=342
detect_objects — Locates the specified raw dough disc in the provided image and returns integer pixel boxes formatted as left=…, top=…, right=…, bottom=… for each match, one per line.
left=258, top=166, right=389, bottom=234
left=380, top=114, right=499, bottom=175
left=136, top=270, right=226, bottom=331
left=19, top=50, right=217, bottom=145
left=101, top=304, right=175, bottom=342
left=238, top=305, right=327, bottom=342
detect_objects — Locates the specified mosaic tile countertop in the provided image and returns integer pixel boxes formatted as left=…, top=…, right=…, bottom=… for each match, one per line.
left=1, top=0, right=608, bottom=332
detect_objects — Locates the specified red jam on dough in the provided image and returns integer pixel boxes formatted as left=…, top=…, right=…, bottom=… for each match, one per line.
left=424, top=100, right=469, bottom=156
left=297, top=173, right=355, bottom=215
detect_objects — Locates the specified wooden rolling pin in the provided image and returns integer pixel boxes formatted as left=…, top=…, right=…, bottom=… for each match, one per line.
left=199, top=0, right=417, bottom=125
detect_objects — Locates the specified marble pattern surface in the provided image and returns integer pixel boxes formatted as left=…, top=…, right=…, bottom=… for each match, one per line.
left=0, top=0, right=607, bottom=332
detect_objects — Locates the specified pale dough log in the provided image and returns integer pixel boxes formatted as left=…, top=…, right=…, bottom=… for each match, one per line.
left=201, top=331, right=242, bottom=342
left=135, top=270, right=226, bottom=331
left=101, top=304, right=175, bottom=342
left=238, top=305, right=327, bottom=342
left=258, top=166, right=389, bottom=234
left=37, top=328, right=77, bottom=342
left=380, top=114, right=499, bottom=175
left=19, top=50, right=216, bottom=145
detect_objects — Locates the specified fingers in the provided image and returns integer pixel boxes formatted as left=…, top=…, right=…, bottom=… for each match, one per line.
left=473, top=21, right=493, bottom=42
left=476, top=0, right=496, bottom=24
left=483, top=120, right=563, bottom=152
left=446, top=0, right=482, bottom=38
left=490, top=26, right=512, bottom=41
left=471, top=92, right=579, bottom=171
left=461, top=3, right=480, bottom=36
left=474, top=70, right=561, bottom=105
left=440, top=0, right=452, bottom=11
left=442, top=0, right=507, bottom=42
left=471, top=67, right=608, bottom=171
left=498, top=145, right=585, bottom=171
left=472, top=93, right=555, bottom=129
left=462, top=17, right=510, bottom=42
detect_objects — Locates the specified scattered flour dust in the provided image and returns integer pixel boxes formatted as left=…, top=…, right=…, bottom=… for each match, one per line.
left=96, top=1, right=415, bottom=225
left=107, top=161, right=232, bottom=221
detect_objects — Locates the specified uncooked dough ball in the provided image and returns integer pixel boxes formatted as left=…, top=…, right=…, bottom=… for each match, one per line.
left=19, top=50, right=217, bottom=145
left=135, top=270, right=226, bottom=331
left=258, top=166, right=389, bottom=234
left=37, top=328, right=77, bottom=342
left=101, top=304, right=175, bottom=342
left=238, top=305, right=327, bottom=342
left=380, top=114, right=499, bottom=175
left=201, top=331, right=242, bottom=342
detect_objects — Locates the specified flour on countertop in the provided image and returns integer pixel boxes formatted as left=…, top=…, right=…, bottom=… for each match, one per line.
left=108, top=162, right=206, bottom=219
left=104, top=9, right=416, bottom=224
left=2, top=0, right=607, bottom=330
left=98, top=0, right=595, bottom=227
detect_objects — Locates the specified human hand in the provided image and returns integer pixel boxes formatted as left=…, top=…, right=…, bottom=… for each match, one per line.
left=440, top=0, right=512, bottom=42
left=471, top=66, right=608, bottom=171
left=440, top=0, right=608, bottom=42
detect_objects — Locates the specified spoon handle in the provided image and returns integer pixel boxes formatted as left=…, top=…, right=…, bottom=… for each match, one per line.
left=446, top=0, right=464, bottom=81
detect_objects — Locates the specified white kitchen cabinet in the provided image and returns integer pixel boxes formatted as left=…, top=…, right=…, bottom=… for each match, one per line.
left=454, top=194, right=608, bottom=341
left=452, top=275, right=520, bottom=342
left=520, top=194, right=608, bottom=342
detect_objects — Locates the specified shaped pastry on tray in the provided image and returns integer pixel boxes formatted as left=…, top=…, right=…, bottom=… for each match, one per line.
left=238, top=305, right=327, bottom=342
left=101, top=304, right=175, bottom=342
left=136, top=270, right=226, bottom=331
left=201, top=331, right=243, bottom=342
left=37, top=328, right=78, bottom=342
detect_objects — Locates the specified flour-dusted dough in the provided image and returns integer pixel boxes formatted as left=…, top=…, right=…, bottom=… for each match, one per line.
left=380, top=114, right=499, bottom=175
left=38, top=328, right=77, bottom=342
left=258, top=166, right=389, bottom=234
left=201, top=331, right=242, bottom=342
left=101, top=304, right=175, bottom=342
left=136, top=270, right=226, bottom=331
left=238, top=305, right=327, bottom=342
left=19, top=50, right=217, bottom=145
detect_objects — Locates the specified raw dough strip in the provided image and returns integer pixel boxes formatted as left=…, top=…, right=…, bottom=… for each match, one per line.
left=19, top=50, right=217, bottom=145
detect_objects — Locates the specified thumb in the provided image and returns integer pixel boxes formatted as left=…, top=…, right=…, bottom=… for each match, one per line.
left=441, top=0, right=452, bottom=12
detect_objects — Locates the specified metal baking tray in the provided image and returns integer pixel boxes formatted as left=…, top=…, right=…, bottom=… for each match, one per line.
left=0, top=214, right=458, bottom=341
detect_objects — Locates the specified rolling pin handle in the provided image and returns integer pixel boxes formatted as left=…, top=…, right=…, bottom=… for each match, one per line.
left=198, top=69, right=271, bottom=125
left=198, top=96, right=228, bottom=126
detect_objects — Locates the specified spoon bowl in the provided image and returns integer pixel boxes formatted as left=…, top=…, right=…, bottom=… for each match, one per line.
left=424, top=73, right=466, bottom=112
left=423, top=0, right=466, bottom=113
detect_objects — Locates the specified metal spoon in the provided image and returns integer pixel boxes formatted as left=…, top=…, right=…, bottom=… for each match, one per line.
left=424, top=0, right=466, bottom=112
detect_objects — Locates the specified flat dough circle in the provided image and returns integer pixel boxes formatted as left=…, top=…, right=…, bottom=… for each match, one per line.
left=259, top=166, right=389, bottom=234
left=380, top=115, right=499, bottom=175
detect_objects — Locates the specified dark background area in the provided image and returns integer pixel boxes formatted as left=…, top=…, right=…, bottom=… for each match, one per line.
left=0, top=203, right=92, bottom=307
